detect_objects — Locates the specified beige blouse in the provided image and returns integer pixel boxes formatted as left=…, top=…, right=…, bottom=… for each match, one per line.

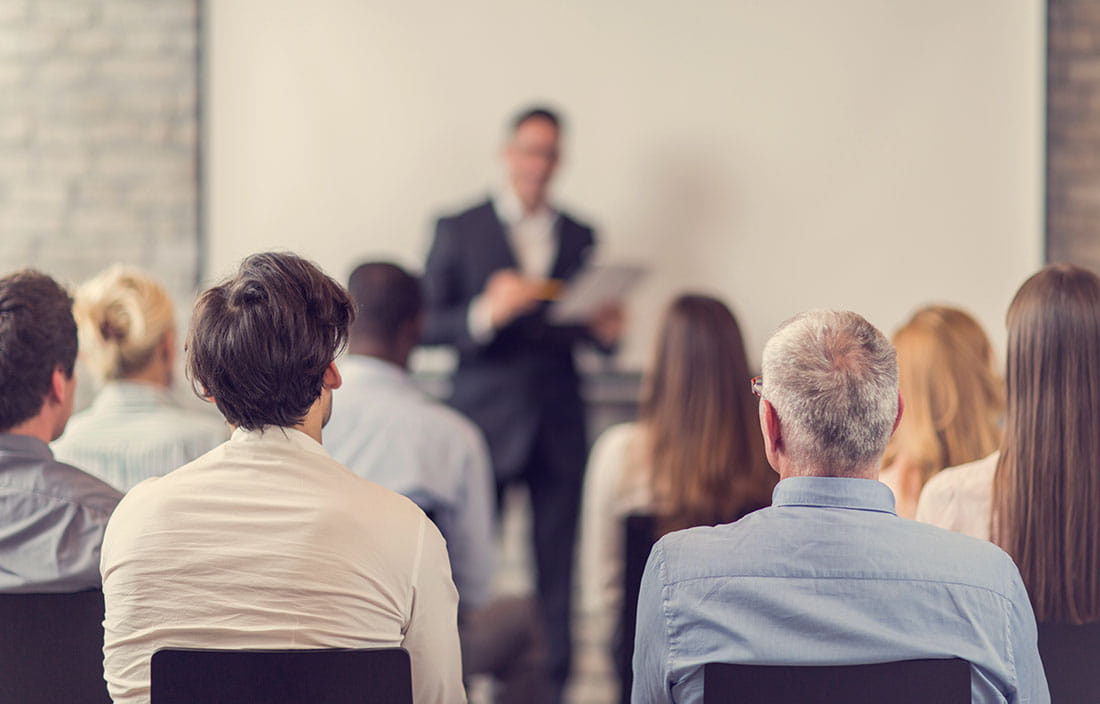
left=914, top=451, right=998, bottom=541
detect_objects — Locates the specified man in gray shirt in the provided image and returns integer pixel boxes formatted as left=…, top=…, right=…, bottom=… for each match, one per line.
left=0, top=269, right=122, bottom=592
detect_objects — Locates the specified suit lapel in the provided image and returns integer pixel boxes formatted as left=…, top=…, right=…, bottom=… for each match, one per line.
left=477, top=201, right=518, bottom=272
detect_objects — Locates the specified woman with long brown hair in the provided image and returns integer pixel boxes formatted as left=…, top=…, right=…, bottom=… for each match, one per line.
left=578, top=293, right=775, bottom=698
left=917, top=264, right=1100, bottom=624
left=880, top=305, right=1003, bottom=518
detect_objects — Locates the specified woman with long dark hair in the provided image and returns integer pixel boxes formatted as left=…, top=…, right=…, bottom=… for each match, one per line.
left=918, top=264, right=1100, bottom=624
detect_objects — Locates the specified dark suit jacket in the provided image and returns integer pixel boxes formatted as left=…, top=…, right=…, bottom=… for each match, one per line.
left=422, top=198, right=596, bottom=481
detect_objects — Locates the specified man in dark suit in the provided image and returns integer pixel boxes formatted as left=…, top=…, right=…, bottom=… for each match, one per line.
left=422, top=106, right=621, bottom=701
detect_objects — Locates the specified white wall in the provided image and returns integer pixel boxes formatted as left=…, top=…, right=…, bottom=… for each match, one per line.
left=205, top=0, right=1044, bottom=370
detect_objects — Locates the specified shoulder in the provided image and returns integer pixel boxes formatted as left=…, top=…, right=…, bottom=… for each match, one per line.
left=436, top=198, right=494, bottom=228
left=37, top=458, right=123, bottom=517
left=916, top=452, right=997, bottom=535
left=588, top=422, right=640, bottom=471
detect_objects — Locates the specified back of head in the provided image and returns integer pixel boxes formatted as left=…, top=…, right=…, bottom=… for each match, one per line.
left=884, top=305, right=1003, bottom=482
left=346, top=262, right=422, bottom=348
left=642, top=294, right=773, bottom=534
left=761, top=310, right=898, bottom=476
left=186, top=252, right=353, bottom=431
left=994, top=263, right=1100, bottom=624
left=74, top=265, right=175, bottom=383
left=0, top=270, right=77, bottom=433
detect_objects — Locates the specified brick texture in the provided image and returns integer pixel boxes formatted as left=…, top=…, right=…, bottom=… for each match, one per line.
left=1048, top=0, right=1100, bottom=268
left=0, top=0, right=199, bottom=299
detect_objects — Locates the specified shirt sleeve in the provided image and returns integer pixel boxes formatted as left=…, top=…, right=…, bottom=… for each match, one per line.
left=1003, top=561, right=1051, bottom=703
left=579, top=425, right=631, bottom=615
left=466, top=293, right=496, bottom=346
left=403, top=513, right=466, bottom=704
left=445, top=427, right=496, bottom=612
left=631, top=541, right=673, bottom=704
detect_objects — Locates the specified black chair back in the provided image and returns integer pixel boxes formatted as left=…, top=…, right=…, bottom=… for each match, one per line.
left=702, top=658, right=970, bottom=704
left=615, top=514, right=658, bottom=704
left=1038, top=621, right=1100, bottom=702
left=150, top=647, right=413, bottom=704
left=0, top=589, right=110, bottom=704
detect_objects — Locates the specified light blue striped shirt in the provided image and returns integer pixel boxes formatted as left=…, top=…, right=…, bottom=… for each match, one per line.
left=52, top=381, right=228, bottom=492
left=632, top=476, right=1049, bottom=704
left=325, top=355, right=496, bottom=611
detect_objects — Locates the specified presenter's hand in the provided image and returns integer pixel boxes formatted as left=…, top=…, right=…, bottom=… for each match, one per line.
left=485, top=269, right=541, bottom=328
left=589, top=302, right=626, bottom=348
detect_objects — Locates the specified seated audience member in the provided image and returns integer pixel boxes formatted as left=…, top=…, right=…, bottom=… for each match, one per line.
left=326, top=261, right=545, bottom=700
left=631, top=310, right=1048, bottom=704
left=918, top=264, right=1100, bottom=627
left=879, top=305, right=1002, bottom=518
left=100, top=253, right=463, bottom=704
left=579, top=294, right=774, bottom=700
left=52, top=265, right=227, bottom=491
left=0, top=270, right=122, bottom=592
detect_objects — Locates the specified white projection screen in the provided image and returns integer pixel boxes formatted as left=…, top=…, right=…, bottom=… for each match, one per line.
left=204, top=0, right=1044, bottom=370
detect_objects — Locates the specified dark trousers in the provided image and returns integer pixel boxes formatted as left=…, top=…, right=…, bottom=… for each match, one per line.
left=497, top=420, right=586, bottom=703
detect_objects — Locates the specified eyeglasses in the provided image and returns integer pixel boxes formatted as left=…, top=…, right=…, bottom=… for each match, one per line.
left=750, top=376, right=763, bottom=398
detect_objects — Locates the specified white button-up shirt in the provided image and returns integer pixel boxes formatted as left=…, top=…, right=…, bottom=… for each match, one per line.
left=101, top=426, right=464, bottom=704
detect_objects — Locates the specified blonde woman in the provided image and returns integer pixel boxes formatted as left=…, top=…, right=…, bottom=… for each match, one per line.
left=879, top=305, right=1003, bottom=518
left=52, top=265, right=226, bottom=491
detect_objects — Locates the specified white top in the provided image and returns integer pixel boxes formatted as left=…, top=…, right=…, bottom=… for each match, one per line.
left=467, top=187, right=560, bottom=343
left=325, top=355, right=496, bottom=610
left=53, top=381, right=228, bottom=492
left=578, top=422, right=655, bottom=617
left=101, top=427, right=464, bottom=704
left=915, top=451, right=998, bottom=541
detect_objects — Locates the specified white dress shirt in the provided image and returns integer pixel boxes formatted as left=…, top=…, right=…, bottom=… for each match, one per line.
left=101, top=426, right=464, bottom=704
left=915, top=451, right=998, bottom=541
left=325, top=354, right=496, bottom=611
left=53, top=381, right=228, bottom=492
left=467, top=186, right=560, bottom=343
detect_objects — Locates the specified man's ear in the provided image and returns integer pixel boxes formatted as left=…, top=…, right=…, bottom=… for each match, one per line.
left=322, top=361, right=342, bottom=391
left=47, top=366, right=68, bottom=405
left=759, top=399, right=783, bottom=472
left=891, top=392, right=905, bottom=435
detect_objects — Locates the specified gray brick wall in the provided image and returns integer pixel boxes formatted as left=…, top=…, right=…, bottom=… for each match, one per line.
left=1048, top=0, right=1100, bottom=268
left=0, top=0, right=199, bottom=299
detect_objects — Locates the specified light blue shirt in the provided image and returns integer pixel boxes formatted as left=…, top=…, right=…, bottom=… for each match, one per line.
left=0, top=433, right=122, bottom=592
left=326, top=355, right=496, bottom=610
left=632, top=476, right=1049, bottom=704
left=52, top=381, right=228, bottom=492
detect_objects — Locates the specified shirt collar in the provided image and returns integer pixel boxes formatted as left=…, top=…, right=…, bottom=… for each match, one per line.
left=0, top=432, right=54, bottom=461
left=493, top=184, right=556, bottom=227
left=90, top=380, right=178, bottom=412
left=229, top=426, right=331, bottom=459
left=772, top=476, right=897, bottom=516
left=338, top=354, right=411, bottom=389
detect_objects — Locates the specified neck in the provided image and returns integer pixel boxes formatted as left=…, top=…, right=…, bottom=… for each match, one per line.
left=778, top=460, right=879, bottom=481
left=123, top=363, right=170, bottom=387
left=6, top=413, right=58, bottom=445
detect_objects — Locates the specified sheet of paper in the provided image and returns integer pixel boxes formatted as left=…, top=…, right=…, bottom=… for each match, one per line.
left=548, top=264, right=646, bottom=325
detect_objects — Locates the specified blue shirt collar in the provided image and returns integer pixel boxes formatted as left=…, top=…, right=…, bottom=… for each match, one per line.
left=772, top=476, right=897, bottom=516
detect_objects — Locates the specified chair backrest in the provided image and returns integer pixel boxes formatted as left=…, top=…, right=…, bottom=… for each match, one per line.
left=616, top=514, right=658, bottom=704
left=150, top=647, right=413, bottom=704
left=702, top=658, right=971, bottom=704
left=1038, top=621, right=1100, bottom=702
left=0, top=589, right=110, bottom=704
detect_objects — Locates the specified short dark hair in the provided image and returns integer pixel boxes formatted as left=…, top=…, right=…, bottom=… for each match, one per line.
left=186, top=252, right=353, bottom=430
left=511, top=105, right=562, bottom=133
left=0, top=270, right=77, bottom=432
left=347, top=262, right=422, bottom=345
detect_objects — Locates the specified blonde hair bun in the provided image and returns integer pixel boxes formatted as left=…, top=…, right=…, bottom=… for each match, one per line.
left=75, top=265, right=175, bottom=382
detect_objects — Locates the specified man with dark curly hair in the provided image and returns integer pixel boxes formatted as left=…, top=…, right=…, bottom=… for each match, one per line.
left=101, top=252, right=463, bottom=704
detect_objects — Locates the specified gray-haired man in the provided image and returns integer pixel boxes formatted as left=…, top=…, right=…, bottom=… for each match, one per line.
left=631, top=310, right=1048, bottom=704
